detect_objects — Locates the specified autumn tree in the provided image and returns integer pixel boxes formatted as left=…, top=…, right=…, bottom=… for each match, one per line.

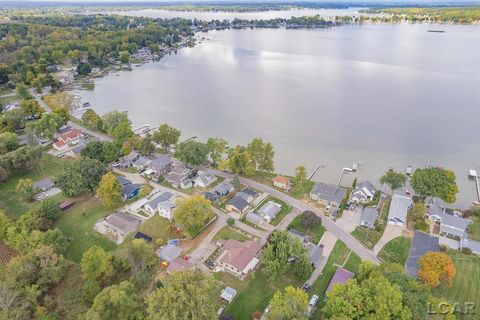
left=411, top=167, right=458, bottom=203
left=206, top=137, right=228, bottom=165
left=86, top=281, right=143, bottom=320
left=268, top=286, right=309, bottom=320
left=145, top=270, right=219, bottom=320
left=96, top=172, right=122, bottom=208
left=380, top=171, right=407, bottom=192
left=174, top=196, right=214, bottom=237
left=418, top=252, right=456, bottom=288
left=219, top=145, right=256, bottom=176
left=153, top=123, right=181, bottom=152
left=15, top=178, right=36, bottom=201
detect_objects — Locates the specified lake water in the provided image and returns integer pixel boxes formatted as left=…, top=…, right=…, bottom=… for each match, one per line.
left=76, top=23, right=480, bottom=208
left=107, top=7, right=363, bottom=20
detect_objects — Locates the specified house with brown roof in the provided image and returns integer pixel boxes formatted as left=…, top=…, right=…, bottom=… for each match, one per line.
left=217, top=239, right=262, bottom=279
left=273, top=176, right=292, bottom=191
left=53, top=128, right=84, bottom=151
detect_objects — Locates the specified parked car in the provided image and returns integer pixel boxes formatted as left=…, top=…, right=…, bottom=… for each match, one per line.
left=309, top=295, right=319, bottom=308
left=302, top=283, right=311, bottom=292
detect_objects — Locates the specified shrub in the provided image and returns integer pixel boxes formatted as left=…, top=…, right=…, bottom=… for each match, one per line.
left=461, top=247, right=472, bottom=255
left=439, top=245, right=448, bottom=252
left=227, top=217, right=235, bottom=226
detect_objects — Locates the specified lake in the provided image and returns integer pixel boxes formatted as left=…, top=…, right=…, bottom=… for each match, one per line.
left=76, top=22, right=480, bottom=208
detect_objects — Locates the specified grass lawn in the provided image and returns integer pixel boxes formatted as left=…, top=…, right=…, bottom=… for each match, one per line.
left=378, top=236, right=411, bottom=265
left=289, top=180, right=315, bottom=199
left=351, top=196, right=391, bottom=249
left=247, top=171, right=314, bottom=200
left=222, top=268, right=303, bottom=319
left=256, top=195, right=292, bottom=226
left=309, top=240, right=360, bottom=318
left=0, top=94, right=18, bottom=106
left=434, top=250, right=480, bottom=317
left=288, top=214, right=326, bottom=244
left=467, top=216, right=480, bottom=241
left=137, top=215, right=179, bottom=243
left=213, top=226, right=251, bottom=242
left=0, top=153, right=71, bottom=218
left=55, top=195, right=116, bottom=262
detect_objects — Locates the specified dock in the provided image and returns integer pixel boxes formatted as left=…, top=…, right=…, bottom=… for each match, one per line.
left=308, top=164, right=324, bottom=181
left=469, top=170, right=480, bottom=204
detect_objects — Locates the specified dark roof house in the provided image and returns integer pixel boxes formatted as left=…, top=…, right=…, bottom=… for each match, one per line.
left=121, top=184, right=142, bottom=200
left=360, top=207, right=379, bottom=229
left=226, top=195, right=249, bottom=213
left=309, top=183, right=347, bottom=206
left=33, top=178, right=54, bottom=191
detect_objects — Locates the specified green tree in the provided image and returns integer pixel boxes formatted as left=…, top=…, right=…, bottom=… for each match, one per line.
left=408, top=202, right=427, bottom=225
left=0, top=132, right=18, bottom=155
left=268, top=286, right=309, bottom=320
left=86, top=281, right=143, bottom=320
left=81, top=141, right=106, bottom=163
left=206, top=137, right=228, bottom=165
left=101, top=111, right=130, bottom=135
left=77, top=62, right=92, bottom=76
left=293, top=165, right=307, bottom=192
left=40, top=228, right=69, bottom=254
left=15, top=83, right=32, bottom=99
left=411, top=167, right=458, bottom=203
left=219, top=145, right=256, bottom=176
left=247, top=138, right=275, bottom=172
left=153, top=123, right=181, bottom=152
left=80, top=246, right=116, bottom=286
left=15, top=178, right=36, bottom=201
left=380, top=171, right=407, bottom=192
left=145, top=270, right=219, bottom=320
left=119, top=51, right=131, bottom=64
left=299, top=210, right=321, bottom=231
left=56, top=158, right=107, bottom=196
left=26, top=112, right=66, bottom=139
left=112, top=121, right=133, bottom=145
left=82, top=109, right=103, bottom=130
left=96, top=172, right=122, bottom=208
left=19, top=99, right=43, bottom=118
left=123, top=239, right=157, bottom=286
left=174, top=141, right=209, bottom=166
left=174, top=195, right=214, bottom=237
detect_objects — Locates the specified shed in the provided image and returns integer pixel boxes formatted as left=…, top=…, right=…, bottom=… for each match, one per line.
left=157, top=244, right=181, bottom=263
left=58, top=200, right=75, bottom=211
left=220, top=287, right=237, bottom=304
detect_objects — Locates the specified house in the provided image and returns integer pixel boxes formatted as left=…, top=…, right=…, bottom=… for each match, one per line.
left=158, top=201, right=176, bottom=220
left=203, top=191, right=220, bottom=203
left=326, top=268, right=355, bottom=293
left=125, top=198, right=149, bottom=215
left=67, top=143, right=86, bottom=158
left=360, top=207, right=379, bottom=229
left=405, top=231, right=439, bottom=277
left=144, top=192, right=175, bottom=217
left=236, top=189, right=257, bottom=203
left=132, top=156, right=152, bottom=170
left=119, top=151, right=140, bottom=169
left=220, top=287, right=237, bottom=304
left=350, top=180, right=377, bottom=204
left=246, top=212, right=265, bottom=226
left=33, top=178, right=54, bottom=192
left=58, top=200, right=75, bottom=211
left=149, top=155, right=173, bottom=176
left=225, top=195, right=249, bottom=214
left=0, top=242, right=17, bottom=266
left=309, top=183, right=347, bottom=208
left=165, top=167, right=193, bottom=189
left=121, top=184, right=142, bottom=201
left=217, top=239, right=262, bottom=278
left=166, top=257, right=193, bottom=273
left=134, top=231, right=152, bottom=243
left=387, top=194, right=413, bottom=227
left=308, top=244, right=323, bottom=268
left=427, top=202, right=471, bottom=239
left=258, top=201, right=282, bottom=222
left=195, top=173, right=217, bottom=188
left=288, top=228, right=308, bottom=243
left=117, top=176, right=132, bottom=186
left=53, top=129, right=84, bottom=151
left=157, top=244, right=181, bottom=263
left=213, top=182, right=235, bottom=196
left=272, top=175, right=292, bottom=191
left=95, top=212, right=142, bottom=244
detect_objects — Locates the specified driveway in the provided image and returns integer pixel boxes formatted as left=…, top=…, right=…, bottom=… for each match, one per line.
left=335, top=207, right=362, bottom=234
left=34, top=187, right=62, bottom=201
left=306, top=232, right=338, bottom=285
left=373, top=224, right=404, bottom=255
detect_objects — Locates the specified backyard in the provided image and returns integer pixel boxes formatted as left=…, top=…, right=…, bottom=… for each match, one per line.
left=288, top=214, right=326, bottom=244
left=0, top=153, right=70, bottom=218
left=351, top=196, right=391, bottom=249
left=213, top=226, right=251, bottom=242
left=467, top=216, right=480, bottom=241
left=55, top=195, right=116, bottom=262
left=256, top=195, right=292, bottom=226
left=378, top=236, right=412, bottom=265
left=137, top=215, right=180, bottom=244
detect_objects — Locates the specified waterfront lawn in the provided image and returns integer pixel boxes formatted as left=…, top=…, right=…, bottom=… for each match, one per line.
left=213, top=226, right=250, bottom=242
left=434, top=250, right=480, bottom=314
left=467, top=216, right=480, bottom=241
left=351, top=196, right=391, bottom=249
left=256, top=195, right=292, bottom=226
left=288, top=215, right=326, bottom=244
left=222, top=268, right=303, bottom=319
left=137, top=215, right=178, bottom=243
left=0, top=153, right=70, bottom=218
left=55, top=195, right=116, bottom=262
left=248, top=171, right=314, bottom=199
left=378, top=236, right=411, bottom=265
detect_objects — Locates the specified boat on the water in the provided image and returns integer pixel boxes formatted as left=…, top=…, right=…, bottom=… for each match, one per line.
left=427, top=30, right=445, bottom=33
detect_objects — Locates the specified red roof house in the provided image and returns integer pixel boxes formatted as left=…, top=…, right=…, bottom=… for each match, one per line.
left=53, top=129, right=84, bottom=151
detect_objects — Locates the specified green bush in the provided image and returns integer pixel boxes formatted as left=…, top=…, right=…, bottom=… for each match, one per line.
left=462, top=247, right=473, bottom=255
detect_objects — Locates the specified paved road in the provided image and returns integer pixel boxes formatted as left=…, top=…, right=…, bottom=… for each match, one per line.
left=209, top=169, right=381, bottom=264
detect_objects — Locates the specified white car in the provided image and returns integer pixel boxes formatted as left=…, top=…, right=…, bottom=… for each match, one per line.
left=309, top=295, right=319, bottom=308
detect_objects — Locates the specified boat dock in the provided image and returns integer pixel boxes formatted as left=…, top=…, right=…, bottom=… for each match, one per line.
left=469, top=170, right=480, bottom=204
left=308, top=164, right=324, bottom=181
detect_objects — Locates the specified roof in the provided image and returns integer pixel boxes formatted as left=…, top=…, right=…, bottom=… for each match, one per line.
left=122, top=184, right=141, bottom=197
left=134, top=231, right=152, bottom=242
left=146, top=192, right=174, bottom=209
left=220, top=287, right=237, bottom=301
left=196, top=173, right=216, bottom=186
left=258, top=201, right=282, bottom=219
left=124, top=150, right=140, bottom=161
left=166, top=257, right=193, bottom=272
left=158, top=200, right=175, bottom=210
left=461, top=239, right=480, bottom=254
left=405, top=231, right=439, bottom=277
left=428, top=203, right=470, bottom=234
left=150, top=155, right=172, bottom=168
left=326, top=267, right=355, bottom=292
left=105, top=212, right=141, bottom=234
left=227, top=195, right=249, bottom=211
left=0, top=242, right=17, bottom=266
left=246, top=212, right=264, bottom=225
left=71, top=143, right=86, bottom=155
left=214, top=182, right=234, bottom=195
left=133, top=156, right=151, bottom=167
left=388, top=194, right=413, bottom=225
left=273, top=175, right=290, bottom=185
left=239, top=188, right=257, bottom=197
left=310, top=183, right=347, bottom=204
left=219, top=240, right=262, bottom=271
left=203, top=191, right=219, bottom=201
left=308, top=244, right=323, bottom=267
left=356, top=180, right=376, bottom=194
left=58, top=128, right=82, bottom=141
left=288, top=228, right=307, bottom=242
left=361, top=207, right=379, bottom=225
left=117, top=176, right=132, bottom=186
left=33, top=177, right=54, bottom=190
left=157, top=244, right=181, bottom=263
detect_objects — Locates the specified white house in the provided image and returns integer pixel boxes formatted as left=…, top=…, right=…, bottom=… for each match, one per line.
left=158, top=201, right=176, bottom=220
left=350, top=180, right=377, bottom=204
left=144, top=192, right=175, bottom=219
left=194, top=173, right=217, bottom=188
left=387, top=194, right=413, bottom=227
